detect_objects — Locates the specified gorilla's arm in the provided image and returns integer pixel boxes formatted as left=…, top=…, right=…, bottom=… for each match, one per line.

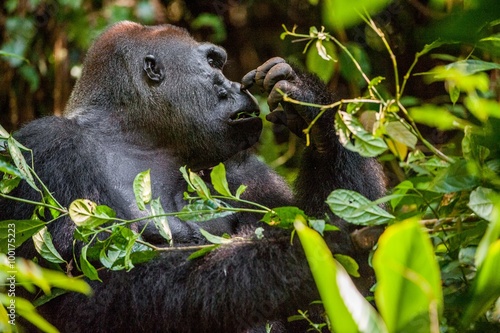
left=242, top=58, right=386, bottom=223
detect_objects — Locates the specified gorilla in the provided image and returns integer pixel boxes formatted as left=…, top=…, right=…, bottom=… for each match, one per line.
left=0, top=21, right=385, bottom=332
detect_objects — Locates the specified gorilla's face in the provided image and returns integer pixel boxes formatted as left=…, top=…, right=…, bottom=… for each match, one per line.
left=69, top=22, right=262, bottom=171
left=139, top=25, right=263, bottom=170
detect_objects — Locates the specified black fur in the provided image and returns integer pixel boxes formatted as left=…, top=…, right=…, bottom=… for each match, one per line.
left=0, top=22, right=385, bottom=332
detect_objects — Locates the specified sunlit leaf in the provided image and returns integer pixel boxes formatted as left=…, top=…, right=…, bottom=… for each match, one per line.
left=7, top=136, right=37, bottom=191
left=294, top=216, right=387, bottom=333
left=335, top=111, right=387, bottom=157
left=475, top=205, right=500, bottom=269
left=32, top=227, right=66, bottom=264
left=373, top=218, right=443, bottom=333
left=199, top=228, right=231, bottom=244
left=468, top=187, right=495, bottom=221
left=261, top=206, right=307, bottom=229
left=150, top=198, right=173, bottom=245
left=326, top=189, right=394, bottom=226
left=133, top=169, right=152, bottom=211
left=409, top=105, right=466, bottom=130
left=385, top=121, right=417, bottom=149
left=210, top=163, right=232, bottom=197
left=333, top=254, right=360, bottom=277
left=444, top=59, right=500, bottom=75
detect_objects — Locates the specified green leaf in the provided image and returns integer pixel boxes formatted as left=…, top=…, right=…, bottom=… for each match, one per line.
left=373, top=218, right=443, bottom=333
left=7, top=136, right=38, bottom=191
left=0, top=159, right=23, bottom=178
left=306, top=40, right=336, bottom=83
left=178, top=199, right=234, bottom=222
left=475, top=205, right=500, bottom=269
left=333, top=254, right=360, bottom=277
left=335, top=111, right=387, bottom=157
left=261, top=207, right=307, bottom=229
left=468, top=187, right=495, bottom=221
left=409, top=105, right=465, bottom=130
left=0, top=220, right=45, bottom=252
left=0, top=173, right=21, bottom=194
left=150, top=198, right=173, bottom=245
left=463, top=239, right=500, bottom=325
left=385, top=121, right=418, bottom=149
left=199, top=228, right=231, bottom=244
left=69, top=199, right=115, bottom=229
left=294, top=216, right=387, bottom=333
left=235, top=184, right=247, bottom=199
left=326, top=189, right=394, bottom=226
left=80, top=244, right=101, bottom=281
left=187, top=244, right=220, bottom=260
left=133, top=169, right=152, bottom=211
left=430, top=160, right=479, bottom=193
left=210, top=163, right=232, bottom=197
left=444, top=59, right=500, bottom=75
left=32, top=226, right=66, bottom=264
left=322, top=0, right=392, bottom=29
left=189, top=170, right=211, bottom=200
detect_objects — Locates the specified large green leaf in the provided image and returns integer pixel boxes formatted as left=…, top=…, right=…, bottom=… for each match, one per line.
left=430, top=160, right=479, bottom=193
left=475, top=205, right=500, bottom=269
left=468, top=187, right=495, bottom=221
left=373, top=218, right=443, bottom=333
left=294, top=216, right=387, bottom=333
left=463, top=239, right=500, bottom=325
left=150, top=198, right=173, bottom=245
left=326, top=189, right=394, bottom=226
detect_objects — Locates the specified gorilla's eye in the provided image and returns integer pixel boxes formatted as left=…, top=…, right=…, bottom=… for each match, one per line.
left=207, top=51, right=225, bottom=70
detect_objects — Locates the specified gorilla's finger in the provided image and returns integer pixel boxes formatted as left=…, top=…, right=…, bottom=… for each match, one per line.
left=241, top=69, right=257, bottom=90
left=263, top=62, right=297, bottom=93
left=254, top=57, right=286, bottom=89
left=265, top=109, right=287, bottom=126
left=267, top=80, right=294, bottom=111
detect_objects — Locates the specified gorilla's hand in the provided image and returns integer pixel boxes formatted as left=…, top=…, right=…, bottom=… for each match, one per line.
left=241, top=57, right=333, bottom=151
left=241, top=57, right=307, bottom=138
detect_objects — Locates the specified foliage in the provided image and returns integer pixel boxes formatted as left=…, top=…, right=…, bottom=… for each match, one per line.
left=1, top=1, right=500, bottom=332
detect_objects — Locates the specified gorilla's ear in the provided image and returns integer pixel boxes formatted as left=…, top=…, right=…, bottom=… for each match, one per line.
left=143, top=54, right=165, bottom=83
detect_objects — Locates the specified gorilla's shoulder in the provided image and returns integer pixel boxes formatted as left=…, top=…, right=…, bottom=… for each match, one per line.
left=15, top=116, right=90, bottom=155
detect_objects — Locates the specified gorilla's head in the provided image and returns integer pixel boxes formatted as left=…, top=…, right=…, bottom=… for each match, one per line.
left=66, top=21, right=262, bottom=170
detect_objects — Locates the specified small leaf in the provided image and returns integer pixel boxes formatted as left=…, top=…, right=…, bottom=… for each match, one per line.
left=150, top=198, right=173, bottom=245
left=178, top=199, right=234, bottom=222
left=210, top=163, right=232, bottom=197
left=7, top=136, right=38, bottom=191
left=133, top=169, right=152, bottom=211
left=262, top=207, right=307, bottom=229
left=80, top=244, right=101, bottom=281
left=69, top=200, right=114, bottom=229
left=235, top=184, right=247, bottom=199
left=199, top=228, right=232, bottom=244
left=326, top=189, right=394, bottom=226
left=32, top=226, right=66, bottom=264
left=187, top=244, right=220, bottom=260
left=189, top=170, right=211, bottom=200
left=0, top=220, right=45, bottom=252
left=468, top=187, right=495, bottom=221
left=333, top=254, right=360, bottom=277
